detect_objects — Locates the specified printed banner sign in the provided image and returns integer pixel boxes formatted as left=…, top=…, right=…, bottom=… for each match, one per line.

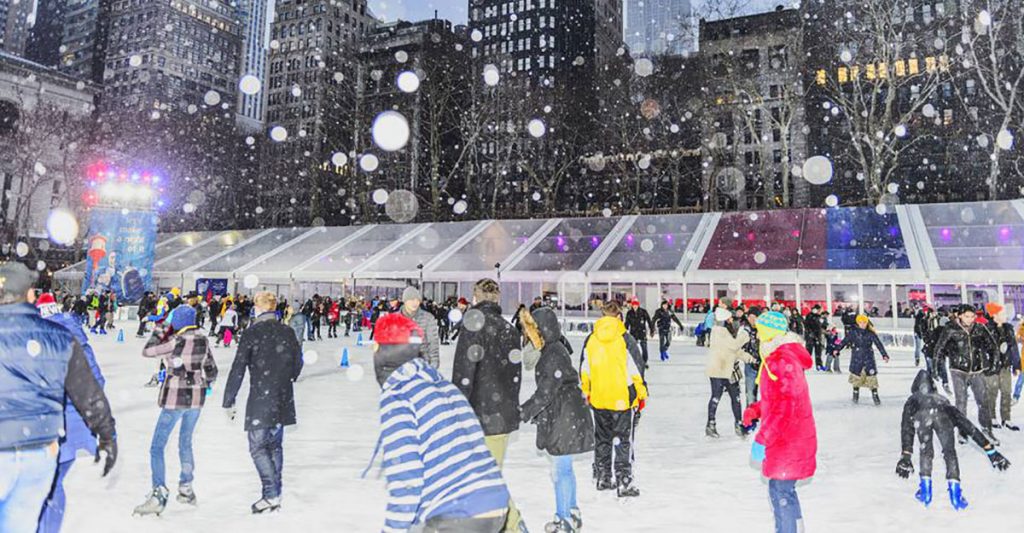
left=81, top=208, right=158, bottom=304
left=196, top=278, right=229, bottom=300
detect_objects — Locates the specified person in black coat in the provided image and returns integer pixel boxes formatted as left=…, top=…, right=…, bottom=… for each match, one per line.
left=803, top=305, right=826, bottom=370
left=839, top=315, right=889, bottom=405
left=624, top=299, right=654, bottom=367
left=520, top=307, right=594, bottom=532
left=896, top=370, right=1009, bottom=510
left=652, top=301, right=684, bottom=362
left=932, top=306, right=1000, bottom=441
left=222, top=292, right=303, bottom=514
left=451, top=279, right=524, bottom=531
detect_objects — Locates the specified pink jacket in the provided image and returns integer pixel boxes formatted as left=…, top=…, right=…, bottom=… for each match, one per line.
left=743, top=333, right=817, bottom=481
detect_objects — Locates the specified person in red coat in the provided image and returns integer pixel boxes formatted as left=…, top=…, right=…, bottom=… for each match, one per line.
left=743, top=311, right=817, bottom=533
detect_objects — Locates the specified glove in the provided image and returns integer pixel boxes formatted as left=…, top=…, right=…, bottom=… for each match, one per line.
left=95, top=437, right=117, bottom=477
left=742, top=404, right=760, bottom=427
left=637, top=399, right=646, bottom=413
left=225, top=406, right=237, bottom=421
left=750, top=441, right=766, bottom=462
left=987, top=449, right=1010, bottom=471
left=896, top=455, right=914, bottom=478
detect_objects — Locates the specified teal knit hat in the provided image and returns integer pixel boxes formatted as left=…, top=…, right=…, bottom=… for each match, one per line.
left=757, top=311, right=789, bottom=333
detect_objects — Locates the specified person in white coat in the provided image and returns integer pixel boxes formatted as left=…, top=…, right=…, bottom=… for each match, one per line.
left=705, top=307, right=753, bottom=438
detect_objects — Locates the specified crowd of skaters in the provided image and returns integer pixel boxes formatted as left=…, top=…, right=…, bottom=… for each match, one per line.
left=1, top=255, right=1021, bottom=533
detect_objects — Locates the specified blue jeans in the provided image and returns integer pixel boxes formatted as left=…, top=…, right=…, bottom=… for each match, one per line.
left=550, top=455, right=577, bottom=521
left=150, top=408, right=201, bottom=489
left=36, top=458, right=74, bottom=533
left=248, top=427, right=284, bottom=499
left=0, top=445, right=57, bottom=533
left=913, top=336, right=923, bottom=363
left=1015, top=373, right=1023, bottom=400
left=768, top=479, right=802, bottom=533
left=744, top=364, right=759, bottom=406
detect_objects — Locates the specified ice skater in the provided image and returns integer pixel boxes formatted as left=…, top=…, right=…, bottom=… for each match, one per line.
left=652, top=300, right=684, bottom=361
left=743, top=311, right=817, bottom=533
left=368, top=313, right=511, bottom=532
left=705, top=307, right=753, bottom=438
left=520, top=307, right=593, bottom=532
left=839, top=315, right=889, bottom=405
left=896, top=370, right=1010, bottom=510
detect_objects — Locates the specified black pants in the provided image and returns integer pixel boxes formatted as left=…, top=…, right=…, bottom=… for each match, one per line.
left=806, top=338, right=823, bottom=368
left=310, top=319, right=321, bottom=340
left=593, top=409, right=634, bottom=487
left=327, top=322, right=338, bottom=337
left=209, top=317, right=219, bottom=336
left=344, top=317, right=351, bottom=336
left=708, top=378, right=742, bottom=425
left=658, top=331, right=671, bottom=354
left=636, top=337, right=649, bottom=365
left=136, top=318, right=148, bottom=336
left=918, top=418, right=959, bottom=480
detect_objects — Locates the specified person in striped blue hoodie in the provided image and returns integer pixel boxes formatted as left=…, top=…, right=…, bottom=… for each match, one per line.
left=371, top=312, right=511, bottom=533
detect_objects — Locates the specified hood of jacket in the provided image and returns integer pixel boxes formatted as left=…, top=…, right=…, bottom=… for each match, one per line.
left=531, top=307, right=562, bottom=345
left=593, top=316, right=626, bottom=343
left=911, top=369, right=936, bottom=395
left=375, top=343, right=422, bottom=387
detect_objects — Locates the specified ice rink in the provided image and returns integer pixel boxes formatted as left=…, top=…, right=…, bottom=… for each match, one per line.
left=62, top=325, right=1022, bottom=532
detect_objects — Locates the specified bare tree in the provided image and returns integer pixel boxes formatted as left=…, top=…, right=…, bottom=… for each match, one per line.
left=0, top=92, right=91, bottom=245
left=813, top=0, right=951, bottom=203
left=958, top=0, right=1024, bottom=198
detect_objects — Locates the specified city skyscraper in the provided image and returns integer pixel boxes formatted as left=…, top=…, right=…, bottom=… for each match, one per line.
left=58, top=0, right=113, bottom=85
left=261, top=0, right=374, bottom=225
left=624, top=0, right=694, bottom=57
left=0, top=0, right=32, bottom=55
left=100, top=0, right=242, bottom=115
left=236, top=0, right=272, bottom=131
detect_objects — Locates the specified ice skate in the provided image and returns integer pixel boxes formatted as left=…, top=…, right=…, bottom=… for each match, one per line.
left=983, top=429, right=1000, bottom=446
left=133, top=487, right=169, bottom=517
left=570, top=508, right=582, bottom=530
left=915, top=477, right=932, bottom=506
left=872, top=390, right=881, bottom=406
left=734, top=422, right=747, bottom=438
left=176, top=483, right=196, bottom=505
left=596, top=477, right=614, bottom=491
left=705, top=421, right=719, bottom=438
left=251, top=497, right=281, bottom=514
left=1003, top=421, right=1020, bottom=431
left=544, top=517, right=574, bottom=533
left=947, top=481, right=968, bottom=511
left=852, top=388, right=860, bottom=404
left=616, top=481, right=640, bottom=498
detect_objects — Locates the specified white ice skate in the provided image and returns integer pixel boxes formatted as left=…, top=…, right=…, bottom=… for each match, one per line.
left=132, top=486, right=169, bottom=517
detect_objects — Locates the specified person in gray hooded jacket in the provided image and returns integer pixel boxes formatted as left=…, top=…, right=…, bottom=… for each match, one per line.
left=399, top=286, right=440, bottom=368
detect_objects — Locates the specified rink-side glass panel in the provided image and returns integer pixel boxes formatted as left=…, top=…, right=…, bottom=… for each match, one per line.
left=244, top=226, right=365, bottom=275
left=699, top=207, right=910, bottom=270
left=599, top=214, right=703, bottom=271
left=918, top=201, right=1024, bottom=270
left=511, top=217, right=621, bottom=272
left=361, top=220, right=482, bottom=273
left=433, top=219, right=546, bottom=272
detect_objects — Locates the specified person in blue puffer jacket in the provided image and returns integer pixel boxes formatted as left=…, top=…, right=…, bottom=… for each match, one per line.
left=34, top=292, right=106, bottom=533
left=0, top=262, right=117, bottom=533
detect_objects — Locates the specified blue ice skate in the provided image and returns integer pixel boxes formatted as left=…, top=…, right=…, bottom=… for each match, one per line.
left=915, top=477, right=932, bottom=506
left=947, top=480, right=968, bottom=511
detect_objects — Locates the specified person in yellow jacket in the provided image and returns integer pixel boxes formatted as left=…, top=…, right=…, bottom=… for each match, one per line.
left=581, top=301, right=648, bottom=498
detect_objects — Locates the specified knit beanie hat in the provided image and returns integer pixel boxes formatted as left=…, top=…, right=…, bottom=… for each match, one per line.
left=985, top=302, right=1004, bottom=317
left=402, top=286, right=422, bottom=303
left=35, top=292, right=61, bottom=318
left=756, top=311, right=788, bottom=341
left=374, top=313, right=423, bottom=345
left=170, top=306, right=197, bottom=332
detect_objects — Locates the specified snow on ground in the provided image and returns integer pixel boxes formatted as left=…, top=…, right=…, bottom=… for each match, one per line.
left=63, top=324, right=1022, bottom=532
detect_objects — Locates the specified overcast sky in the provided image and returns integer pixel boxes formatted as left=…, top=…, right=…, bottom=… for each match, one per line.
left=368, top=0, right=796, bottom=24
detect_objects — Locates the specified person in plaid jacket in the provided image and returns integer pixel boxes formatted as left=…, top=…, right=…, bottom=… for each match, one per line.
left=133, top=306, right=218, bottom=517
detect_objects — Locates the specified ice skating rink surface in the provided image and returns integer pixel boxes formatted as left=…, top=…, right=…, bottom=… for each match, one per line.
left=64, top=329, right=1023, bottom=532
